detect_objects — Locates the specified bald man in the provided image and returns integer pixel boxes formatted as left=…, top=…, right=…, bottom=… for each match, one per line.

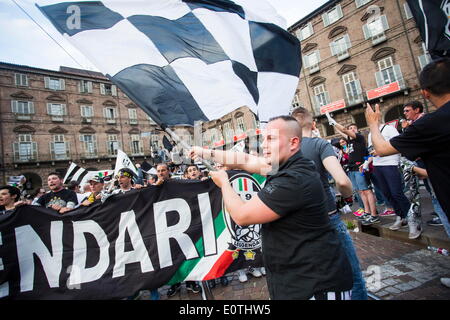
left=190, top=116, right=353, bottom=300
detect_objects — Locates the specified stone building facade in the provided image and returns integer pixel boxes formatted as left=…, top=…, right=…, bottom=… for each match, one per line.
left=288, top=0, right=433, bottom=139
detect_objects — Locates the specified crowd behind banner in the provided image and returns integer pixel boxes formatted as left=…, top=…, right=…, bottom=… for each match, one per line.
left=0, top=150, right=266, bottom=300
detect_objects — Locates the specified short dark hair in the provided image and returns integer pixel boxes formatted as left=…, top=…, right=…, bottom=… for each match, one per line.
left=184, top=164, right=198, bottom=174
left=347, top=123, right=357, bottom=129
left=48, top=172, right=63, bottom=180
left=403, top=101, right=424, bottom=113
left=67, top=180, right=80, bottom=191
left=0, top=185, right=21, bottom=202
left=419, top=57, right=450, bottom=95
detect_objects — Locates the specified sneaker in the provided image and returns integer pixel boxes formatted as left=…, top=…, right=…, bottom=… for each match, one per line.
left=167, top=283, right=181, bottom=297
left=408, top=222, right=422, bottom=239
left=186, top=281, right=202, bottom=294
left=220, top=276, right=229, bottom=286
left=380, top=210, right=396, bottom=217
left=357, top=212, right=371, bottom=221
left=427, top=217, right=443, bottom=226
left=389, top=216, right=408, bottom=231
left=238, top=269, right=248, bottom=283
left=441, top=277, right=450, bottom=288
left=260, top=267, right=266, bottom=276
left=353, top=208, right=364, bottom=217
left=362, top=216, right=381, bottom=226
left=248, top=267, right=262, bottom=278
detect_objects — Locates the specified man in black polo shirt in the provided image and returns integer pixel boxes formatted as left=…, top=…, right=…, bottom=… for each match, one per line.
left=190, top=116, right=353, bottom=300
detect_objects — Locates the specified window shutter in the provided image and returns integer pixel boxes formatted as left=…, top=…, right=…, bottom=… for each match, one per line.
left=93, top=136, right=98, bottom=154
left=14, top=73, right=20, bottom=85
left=324, top=91, right=331, bottom=105
left=330, top=41, right=337, bottom=56
left=363, top=24, right=372, bottom=39
left=65, top=141, right=70, bottom=158
left=103, top=108, right=108, bottom=118
left=47, top=103, right=52, bottom=115
left=355, top=79, right=363, bottom=94
left=87, top=81, right=93, bottom=93
left=295, top=29, right=303, bottom=41
left=49, top=141, right=55, bottom=159
left=11, top=100, right=18, bottom=113
left=336, top=4, right=343, bottom=19
left=13, top=142, right=20, bottom=161
left=62, top=104, right=67, bottom=115
left=59, top=79, right=65, bottom=90
left=140, top=142, right=144, bottom=154
left=100, top=83, right=106, bottom=95
left=375, top=71, right=384, bottom=87
left=111, top=85, right=117, bottom=96
left=404, top=3, right=413, bottom=19
left=308, top=23, right=314, bottom=37
left=322, top=13, right=330, bottom=27
left=78, top=81, right=82, bottom=93
left=393, top=65, right=403, bottom=81
left=303, top=55, right=310, bottom=68
left=28, top=102, right=35, bottom=114
left=344, top=34, right=352, bottom=49
left=113, top=108, right=118, bottom=118
left=44, top=77, right=50, bottom=89
left=32, top=142, right=38, bottom=160
left=381, top=15, right=389, bottom=31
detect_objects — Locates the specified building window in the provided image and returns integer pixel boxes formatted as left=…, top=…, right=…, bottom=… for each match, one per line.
left=296, top=22, right=314, bottom=41
left=100, top=83, right=117, bottom=96
left=363, top=15, right=389, bottom=45
left=130, top=134, right=143, bottom=155
left=291, top=94, right=302, bottom=111
left=47, top=103, right=66, bottom=122
left=375, top=57, right=403, bottom=87
left=80, top=105, right=93, bottom=123
left=151, top=134, right=160, bottom=149
left=107, top=134, right=120, bottom=156
left=330, top=34, right=351, bottom=61
left=14, top=73, right=28, bottom=87
left=322, top=4, right=343, bottom=27
left=50, top=134, right=70, bottom=160
left=104, top=107, right=117, bottom=124
left=342, top=72, right=363, bottom=105
left=11, top=100, right=34, bottom=120
left=355, top=0, right=372, bottom=8
left=128, top=109, right=138, bottom=124
left=44, top=77, right=65, bottom=90
left=313, top=84, right=331, bottom=114
left=223, top=121, right=233, bottom=143
left=13, top=134, right=38, bottom=162
left=236, top=116, right=245, bottom=134
left=304, top=50, right=320, bottom=74
left=80, top=134, right=97, bottom=158
left=79, top=80, right=93, bottom=93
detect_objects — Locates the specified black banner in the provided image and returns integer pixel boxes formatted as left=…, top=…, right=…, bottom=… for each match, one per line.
left=0, top=173, right=264, bottom=300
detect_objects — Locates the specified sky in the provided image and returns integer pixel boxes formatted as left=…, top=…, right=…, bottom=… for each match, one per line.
left=0, top=0, right=329, bottom=72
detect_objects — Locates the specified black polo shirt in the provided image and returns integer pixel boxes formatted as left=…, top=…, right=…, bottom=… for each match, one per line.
left=390, top=100, right=450, bottom=220
left=258, top=151, right=353, bottom=300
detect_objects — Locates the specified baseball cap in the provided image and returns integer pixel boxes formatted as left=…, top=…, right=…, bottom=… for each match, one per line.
left=89, top=175, right=105, bottom=184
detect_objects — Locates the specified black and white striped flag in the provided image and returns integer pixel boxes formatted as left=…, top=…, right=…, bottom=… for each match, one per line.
left=36, top=0, right=301, bottom=128
left=63, top=162, right=88, bottom=185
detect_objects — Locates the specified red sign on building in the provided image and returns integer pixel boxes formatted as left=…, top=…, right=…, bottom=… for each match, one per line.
left=320, top=99, right=346, bottom=114
left=366, top=81, right=401, bottom=100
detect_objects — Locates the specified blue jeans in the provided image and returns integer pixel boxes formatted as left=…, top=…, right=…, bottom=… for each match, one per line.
left=329, top=213, right=368, bottom=300
left=432, top=196, right=450, bottom=238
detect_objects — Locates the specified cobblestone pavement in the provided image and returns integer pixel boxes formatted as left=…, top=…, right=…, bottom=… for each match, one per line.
left=138, top=231, right=450, bottom=300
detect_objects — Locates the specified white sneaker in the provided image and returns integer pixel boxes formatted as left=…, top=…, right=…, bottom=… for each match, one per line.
left=389, top=216, right=407, bottom=231
left=238, top=269, right=248, bottom=283
left=408, top=221, right=422, bottom=239
left=260, top=267, right=266, bottom=276
left=248, top=267, right=262, bottom=278
left=441, top=277, right=450, bottom=288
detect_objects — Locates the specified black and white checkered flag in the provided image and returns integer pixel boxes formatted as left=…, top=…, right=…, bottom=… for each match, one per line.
left=36, top=0, right=301, bottom=127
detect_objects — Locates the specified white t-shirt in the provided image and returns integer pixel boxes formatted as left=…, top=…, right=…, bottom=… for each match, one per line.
left=368, top=124, right=401, bottom=166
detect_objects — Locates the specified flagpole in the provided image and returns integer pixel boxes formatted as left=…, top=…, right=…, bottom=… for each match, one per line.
left=164, top=127, right=216, bottom=172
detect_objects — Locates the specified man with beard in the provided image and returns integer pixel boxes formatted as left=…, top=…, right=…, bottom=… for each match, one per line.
left=36, top=172, right=78, bottom=214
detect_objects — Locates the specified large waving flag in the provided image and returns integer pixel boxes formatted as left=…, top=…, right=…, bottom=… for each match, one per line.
left=407, top=0, right=450, bottom=58
left=36, top=0, right=301, bottom=127
left=114, top=149, right=138, bottom=177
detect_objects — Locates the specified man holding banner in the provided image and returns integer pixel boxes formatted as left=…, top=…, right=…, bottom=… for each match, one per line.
left=191, top=116, right=353, bottom=300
